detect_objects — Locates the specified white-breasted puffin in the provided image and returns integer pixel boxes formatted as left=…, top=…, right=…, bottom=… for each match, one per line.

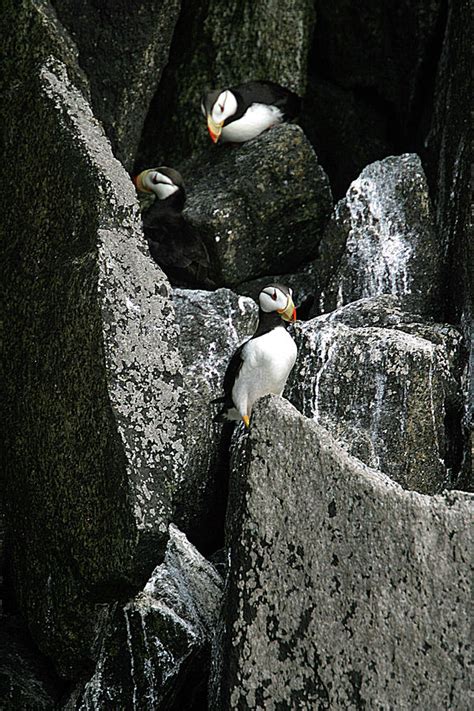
left=213, top=284, right=297, bottom=427
left=201, top=80, right=301, bottom=144
left=134, top=167, right=213, bottom=289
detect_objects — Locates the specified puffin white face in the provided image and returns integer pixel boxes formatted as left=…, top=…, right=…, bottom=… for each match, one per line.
left=140, top=170, right=179, bottom=200
left=259, top=285, right=296, bottom=322
left=206, top=90, right=237, bottom=143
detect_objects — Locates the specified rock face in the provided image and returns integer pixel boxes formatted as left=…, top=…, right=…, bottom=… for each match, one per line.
left=2, top=40, right=186, bottom=676
left=173, top=288, right=258, bottom=551
left=316, top=154, right=442, bottom=317
left=303, top=0, right=444, bottom=197
left=70, top=525, right=223, bottom=710
left=51, top=0, right=181, bottom=169
left=184, top=124, right=332, bottom=288
left=210, top=396, right=473, bottom=710
left=288, top=296, right=463, bottom=494
left=136, top=0, right=315, bottom=167
left=424, top=0, right=472, bottom=439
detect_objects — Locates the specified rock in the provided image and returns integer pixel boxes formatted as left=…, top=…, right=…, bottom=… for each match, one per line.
left=210, top=396, right=473, bottom=710
left=316, top=154, right=442, bottom=317
left=173, top=288, right=258, bottom=552
left=2, top=51, right=187, bottom=676
left=287, top=296, right=463, bottom=494
left=71, top=525, right=223, bottom=710
left=51, top=0, right=181, bottom=169
left=303, top=0, right=443, bottom=196
left=184, top=124, right=332, bottom=288
left=0, top=615, right=59, bottom=710
left=424, top=0, right=472, bottom=438
left=136, top=0, right=315, bottom=167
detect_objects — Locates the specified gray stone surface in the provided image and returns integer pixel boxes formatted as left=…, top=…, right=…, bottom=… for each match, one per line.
left=287, top=296, right=463, bottom=494
left=316, top=154, right=442, bottom=317
left=210, top=396, right=473, bottom=710
left=2, top=51, right=186, bottom=676
left=137, top=0, right=315, bottom=166
left=71, top=525, right=223, bottom=710
left=52, top=0, right=181, bottom=169
left=173, top=288, right=258, bottom=549
left=184, top=124, right=332, bottom=287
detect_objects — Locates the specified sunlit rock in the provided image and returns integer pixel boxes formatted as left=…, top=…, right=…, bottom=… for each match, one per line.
left=316, top=154, right=442, bottom=316
left=2, top=53, right=186, bottom=675
left=210, top=396, right=473, bottom=709
left=287, top=296, right=463, bottom=493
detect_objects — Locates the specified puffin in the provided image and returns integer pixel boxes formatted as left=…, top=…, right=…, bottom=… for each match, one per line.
left=201, top=80, right=301, bottom=144
left=213, top=284, right=297, bottom=427
left=134, top=167, right=213, bottom=289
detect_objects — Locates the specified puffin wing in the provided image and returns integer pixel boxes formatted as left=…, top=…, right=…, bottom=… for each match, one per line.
left=235, top=80, right=301, bottom=119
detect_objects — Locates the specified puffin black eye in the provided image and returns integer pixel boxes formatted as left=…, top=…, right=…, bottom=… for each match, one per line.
left=271, top=291, right=277, bottom=301
left=152, top=174, right=159, bottom=184
left=219, top=103, right=224, bottom=112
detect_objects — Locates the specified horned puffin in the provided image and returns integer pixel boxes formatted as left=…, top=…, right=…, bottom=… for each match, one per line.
left=134, top=167, right=213, bottom=289
left=201, top=80, right=301, bottom=144
left=213, top=284, right=297, bottom=427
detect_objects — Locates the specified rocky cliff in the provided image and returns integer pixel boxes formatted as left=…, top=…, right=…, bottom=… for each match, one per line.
left=1, top=1, right=471, bottom=708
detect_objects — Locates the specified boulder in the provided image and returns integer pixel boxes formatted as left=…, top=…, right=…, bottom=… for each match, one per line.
left=210, top=396, right=473, bottom=710
left=2, top=51, right=187, bottom=676
left=71, top=525, right=223, bottom=710
left=136, top=0, right=315, bottom=167
left=51, top=0, right=181, bottom=169
left=287, top=296, right=463, bottom=494
left=316, top=154, right=442, bottom=317
left=173, top=288, right=258, bottom=552
left=184, top=124, right=332, bottom=288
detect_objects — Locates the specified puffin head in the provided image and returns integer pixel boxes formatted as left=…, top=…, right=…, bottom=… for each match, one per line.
left=201, top=88, right=238, bottom=143
left=258, top=284, right=297, bottom=322
left=133, top=166, right=185, bottom=202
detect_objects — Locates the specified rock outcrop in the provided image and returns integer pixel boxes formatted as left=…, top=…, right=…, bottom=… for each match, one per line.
left=210, top=396, right=473, bottom=710
left=316, top=154, right=442, bottom=317
left=136, top=0, right=315, bottom=167
left=69, top=525, right=223, bottom=710
left=51, top=0, right=181, bottom=169
left=173, top=288, right=258, bottom=551
left=184, top=124, right=332, bottom=288
left=288, top=296, right=463, bottom=494
left=2, top=32, right=186, bottom=676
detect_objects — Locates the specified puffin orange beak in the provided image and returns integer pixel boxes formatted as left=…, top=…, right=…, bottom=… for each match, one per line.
left=133, top=170, right=153, bottom=193
left=278, top=296, right=297, bottom=322
left=207, top=115, right=223, bottom=143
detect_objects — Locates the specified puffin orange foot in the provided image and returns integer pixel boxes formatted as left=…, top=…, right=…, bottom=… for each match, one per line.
left=242, top=415, right=250, bottom=428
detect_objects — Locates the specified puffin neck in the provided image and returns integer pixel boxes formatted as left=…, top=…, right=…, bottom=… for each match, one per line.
left=158, top=187, right=185, bottom=213
left=253, top=309, right=286, bottom=337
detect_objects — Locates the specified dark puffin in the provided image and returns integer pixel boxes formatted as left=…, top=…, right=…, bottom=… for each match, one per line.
left=213, top=283, right=297, bottom=427
left=201, top=80, right=301, bottom=144
left=134, top=167, right=213, bottom=289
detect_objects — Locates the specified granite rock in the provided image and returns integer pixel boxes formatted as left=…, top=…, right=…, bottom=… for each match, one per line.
left=210, top=396, right=473, bottom=709
left=316, top=154, right=442, bottom=317
left=184, top=124, right=332, bottom=288
left=288, top=296, right=463, bottom=494
left=2, top=53, right=186, bottom=676
left=70, top=525, right=223, bottom=710
left=52, top=0, right=181, bottom=169
left=173, top=288, right=258, bottom=551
